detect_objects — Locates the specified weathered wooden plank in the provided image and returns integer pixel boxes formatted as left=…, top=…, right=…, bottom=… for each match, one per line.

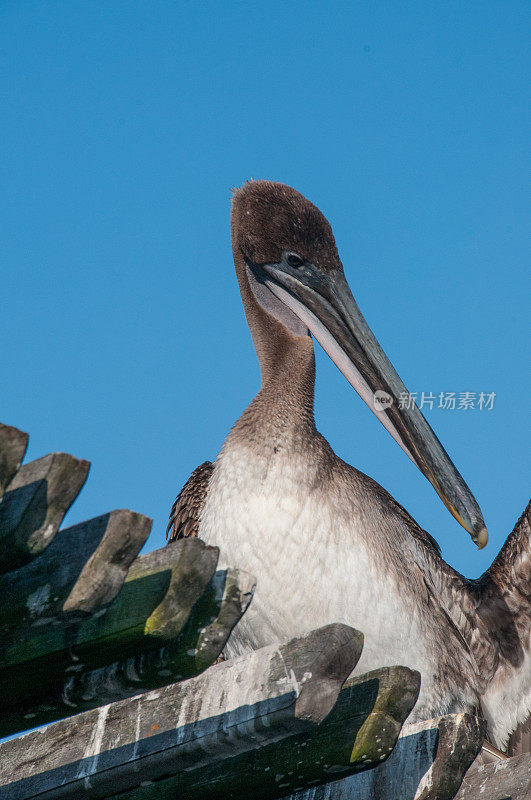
left=0, top=536, right=216, bottom=668
left=0, top=563, right=255, bottom=737
left=455, top=752, right=530, bottom=800
left=0, top=451, right=90, bottom=572
left=0, top=539, right=246, bottom=737
left=0, top=539, right=217, bottom=677
left=0, top=625, right=386, bottom=800
left=0, top=509, right=151, bottom=633
left=63, top=509, right=152, bottom=615
left=281, top=712, right=486, bottom=800
left=193, top=567, right=256, bottom=672
left=0, top=423, right=28, bottom=495
left=125, top=666, right=419, bottom=800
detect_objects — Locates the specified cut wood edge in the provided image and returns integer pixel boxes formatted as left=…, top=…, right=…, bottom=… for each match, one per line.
left=413, top=712, right=486, bottom=800
left=63, top=509, right=152, bottom=614
left=0, top=423, right=29, bottom=495
left=194, top=567, right=256, bottom=671
left=144, top=537, right=220, bottom=640
left=290, top=624, right=365, bottom=725
left=0, top=512, right=146, bottom=632
left=0, top=451, right=90, bottom=572
left=455, top=752, right=530, bottom=800
left=349, top=663, right=421, bottom=764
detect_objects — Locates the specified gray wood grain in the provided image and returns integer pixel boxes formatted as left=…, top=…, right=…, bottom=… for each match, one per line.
left=0, top=451, right=90, bottom=572
left=455, top=752, right=530, bottom=800
left=0, top=423, right=28, bottom=495
left=0, top=625, right=374, bottom=800
left=0, top=541, right=255, bottom=737
left=282, top=712, right=485, bottom=800
left=0, top=565, right=255, bottom=738
left=63, top=510, right=153, bottom=615
left=123, top=664, right=419, bottom=800
left=0, top=509, right=151, bottom=635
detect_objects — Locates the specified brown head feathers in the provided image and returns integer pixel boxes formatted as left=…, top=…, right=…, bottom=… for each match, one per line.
left=231, top=180, right=340, bottom=272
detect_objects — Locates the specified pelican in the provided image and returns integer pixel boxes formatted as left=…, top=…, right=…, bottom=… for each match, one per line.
left=168, top=181, right=529, bottom=752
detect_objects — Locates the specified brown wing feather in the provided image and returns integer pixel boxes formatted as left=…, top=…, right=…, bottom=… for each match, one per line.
left=482, top=500, right=530, bottom=600
left=437, top=501, right=530, bottom=681
left=469, top=500, right=530, bottom=675
left=422, top=499, right=530, bottom=751
left=452, top=499, right=530, bottom=751
left=166, top=461, right=214, bottom=542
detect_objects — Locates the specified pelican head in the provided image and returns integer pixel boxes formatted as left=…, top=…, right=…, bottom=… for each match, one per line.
left=230, top=180, right=487, bottom=549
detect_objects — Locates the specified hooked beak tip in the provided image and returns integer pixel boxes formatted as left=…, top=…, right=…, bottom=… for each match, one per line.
left=439, top=495, right=488, bottom=550
left=474, top=527, right=488, bottom=550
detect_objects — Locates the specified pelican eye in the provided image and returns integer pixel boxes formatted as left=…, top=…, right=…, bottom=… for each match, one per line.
left=286, top=253, right=304, bottom=268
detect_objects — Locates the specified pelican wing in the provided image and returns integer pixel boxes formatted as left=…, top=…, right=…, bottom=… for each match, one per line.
left=166, top=461, right=214, bottom=542
left=474, top=500, right=530, bottom=668
left=461, top=500, right=530, bottom=750
left=414, top=499, right=530, bottom=751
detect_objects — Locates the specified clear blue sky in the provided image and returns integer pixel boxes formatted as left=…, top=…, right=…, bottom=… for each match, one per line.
left=2, top=1, right=529, bottom=578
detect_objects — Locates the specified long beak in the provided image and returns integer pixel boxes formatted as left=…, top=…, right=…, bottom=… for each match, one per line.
left=254, top=260, right=488, bottom=549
